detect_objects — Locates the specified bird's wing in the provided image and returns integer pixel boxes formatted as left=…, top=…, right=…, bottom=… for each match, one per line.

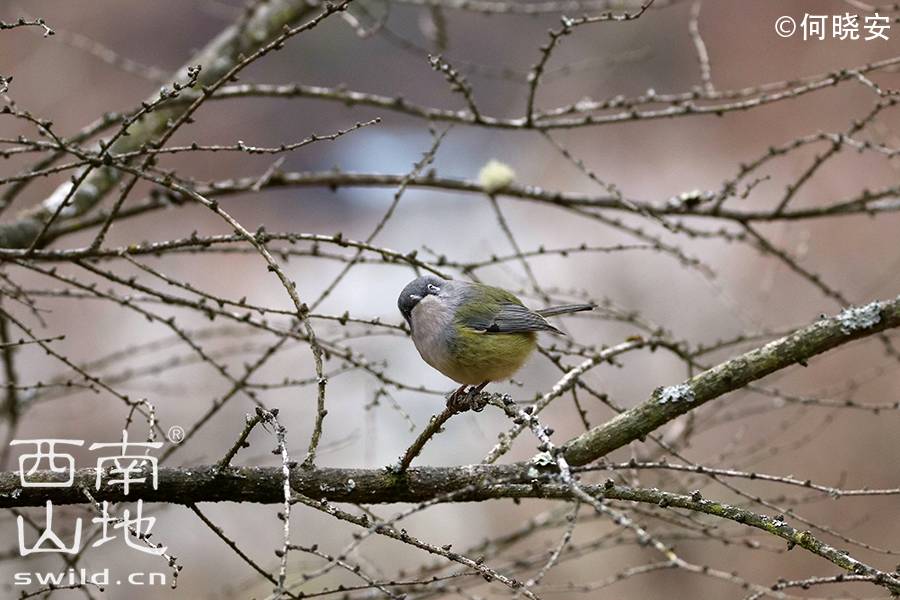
left=461, top=302, right=562, bottom=334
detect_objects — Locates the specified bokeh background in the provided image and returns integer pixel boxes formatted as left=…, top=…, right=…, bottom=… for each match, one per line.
left=1, top=0, right=899, bottom=598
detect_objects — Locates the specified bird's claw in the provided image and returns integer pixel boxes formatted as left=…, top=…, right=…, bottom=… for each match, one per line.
left=446, top=385, right=489, bottom=413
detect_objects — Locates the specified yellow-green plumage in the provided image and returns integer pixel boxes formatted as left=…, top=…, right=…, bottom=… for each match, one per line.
left=450, top=327, right=537, bottom=385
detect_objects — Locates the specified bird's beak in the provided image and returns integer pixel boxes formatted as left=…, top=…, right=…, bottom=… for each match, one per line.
left=409, top=294, right=422, bottom=301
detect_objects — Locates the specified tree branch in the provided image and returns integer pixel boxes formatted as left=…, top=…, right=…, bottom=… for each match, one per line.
left=0, top=0, right=319, bottom=249
left=562, top=295, right=900, bottom=465
left=3, top=464, right=899, bottom=593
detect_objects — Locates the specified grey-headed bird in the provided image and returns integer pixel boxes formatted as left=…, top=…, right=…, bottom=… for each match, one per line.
left=398, top=275, right=593, bottom=402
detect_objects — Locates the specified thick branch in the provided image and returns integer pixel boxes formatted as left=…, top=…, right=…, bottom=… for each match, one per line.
left=562, top=295, right=900, bottom=465
left=0, top=464, right=526, bottom=506
left=3, top=464, right=899, bottom=592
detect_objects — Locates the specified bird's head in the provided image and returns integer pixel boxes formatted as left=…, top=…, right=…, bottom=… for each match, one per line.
left=397, top=275, right=446, bottom=325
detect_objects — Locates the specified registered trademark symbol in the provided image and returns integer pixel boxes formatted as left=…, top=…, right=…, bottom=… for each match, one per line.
left=167, top=425, right=185, bottom=444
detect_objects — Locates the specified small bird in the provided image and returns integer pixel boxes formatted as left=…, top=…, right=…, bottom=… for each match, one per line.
left=398, top=275, right=594, bottom=403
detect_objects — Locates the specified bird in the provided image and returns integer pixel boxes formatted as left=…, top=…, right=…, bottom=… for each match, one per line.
left=397, top=275, right=594, bottom=404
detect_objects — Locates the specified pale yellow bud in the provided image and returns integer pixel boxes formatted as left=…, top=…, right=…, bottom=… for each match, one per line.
left=477, top=159, right=516, bottom=193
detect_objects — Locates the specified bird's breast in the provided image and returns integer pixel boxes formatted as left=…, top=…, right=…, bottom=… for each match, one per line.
left=409, top=296, right=457, bottom=377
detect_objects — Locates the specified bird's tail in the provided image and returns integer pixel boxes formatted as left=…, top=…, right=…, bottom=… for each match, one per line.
left=535, top=304, right=595, bottom=317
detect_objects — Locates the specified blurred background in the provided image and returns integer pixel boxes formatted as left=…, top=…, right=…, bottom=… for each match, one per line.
left=1, top=0, right=899, bottom=598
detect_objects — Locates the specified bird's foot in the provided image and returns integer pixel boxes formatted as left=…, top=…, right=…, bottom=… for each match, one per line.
left=445, top=383, right=489, bottom=413
left=445, top=385, right=467, bottom=411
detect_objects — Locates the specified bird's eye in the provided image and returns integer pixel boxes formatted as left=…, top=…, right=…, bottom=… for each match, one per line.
left=427, top=284, right=440, bottom=293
